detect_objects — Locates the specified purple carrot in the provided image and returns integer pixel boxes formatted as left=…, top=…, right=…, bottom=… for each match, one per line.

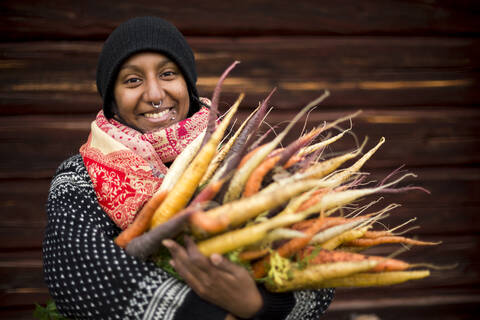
left=125, top=208, right=196, bottom=260
left=201, top=61, right=240, bottom=147
left=248, top=123, right=280, bottom=151
left=218, top=87, right=276, bottom=179
left=276, top=127, right=323, bottom=167
left=376, top=165, right=431, bottom=194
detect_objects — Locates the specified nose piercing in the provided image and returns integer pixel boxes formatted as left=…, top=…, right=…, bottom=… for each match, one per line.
left=151, top=101, right=162, bottom=109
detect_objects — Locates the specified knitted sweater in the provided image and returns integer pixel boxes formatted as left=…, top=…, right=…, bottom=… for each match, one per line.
left=43, top=155, right=334, bottom=319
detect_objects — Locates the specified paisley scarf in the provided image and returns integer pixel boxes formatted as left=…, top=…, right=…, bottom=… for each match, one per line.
left=80, top=104, right=209, bottom=229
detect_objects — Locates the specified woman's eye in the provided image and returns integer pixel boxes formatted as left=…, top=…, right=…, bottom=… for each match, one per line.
left=160, top=71, right=176, bottom=79
left=124, top=77, right=142, bottom=85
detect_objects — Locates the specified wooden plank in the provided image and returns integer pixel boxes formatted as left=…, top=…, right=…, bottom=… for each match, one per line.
left=0, top=107, right=479, bottom=178
left=0, top=180, right=50, bottom=227
left=323, top=295, right=480, bottom=320
left=1, top=37, right=479, bottom=114
left=1, top=0, right=480, bottom=40
left=1, top=167, right=479, bottom=236
left=1, top=234, right=479, bottom=314
left=1, top=236, right=477, bottom=292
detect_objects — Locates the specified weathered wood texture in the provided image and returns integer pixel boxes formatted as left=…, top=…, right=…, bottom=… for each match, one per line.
left=2, top=37, right=480, bottom=114
left=1, top=0, right=480, bottom=39
left=1, top=1, right=479, bottom=319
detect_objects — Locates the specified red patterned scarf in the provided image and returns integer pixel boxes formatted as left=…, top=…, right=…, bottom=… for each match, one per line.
left=80, top=105, right=209, bottom=229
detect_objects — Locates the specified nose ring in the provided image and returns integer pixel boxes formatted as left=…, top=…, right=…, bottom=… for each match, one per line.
left=152, top=101, right=162, bottom=109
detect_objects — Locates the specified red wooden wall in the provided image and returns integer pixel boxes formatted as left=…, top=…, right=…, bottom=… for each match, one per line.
left=1, top=1, right=479, bottom=319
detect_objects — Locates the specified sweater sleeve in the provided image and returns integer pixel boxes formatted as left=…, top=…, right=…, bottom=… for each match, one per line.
left=42, top=155, right=228, bottom=320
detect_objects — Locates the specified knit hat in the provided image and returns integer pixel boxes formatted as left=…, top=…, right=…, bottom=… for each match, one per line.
left=96, top=16, right=199, bottom=118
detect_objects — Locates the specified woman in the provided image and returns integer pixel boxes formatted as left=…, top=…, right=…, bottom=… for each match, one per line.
left=43, top=16, right=334, bottom=319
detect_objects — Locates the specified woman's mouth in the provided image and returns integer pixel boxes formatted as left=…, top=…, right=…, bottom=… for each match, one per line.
left=143, top=107, right=177, bottom=121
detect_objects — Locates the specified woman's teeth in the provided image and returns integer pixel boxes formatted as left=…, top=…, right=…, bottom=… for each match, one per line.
left=144, top=109, right=170, bottom=118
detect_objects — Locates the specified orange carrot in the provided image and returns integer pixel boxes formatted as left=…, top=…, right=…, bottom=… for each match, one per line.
left=242, top=155, right=280, bottom=197
left=252, top=214, right=328, bottom=279
left=345, top=236, right=441, bottom=247
left=295, top=188, right=330, bottom=212
left=238, top=248, right=270, bottom=261
left=291, top=216, right=352, bottom=232
left=283, top=155, right=304, bottom=169
left=301, top=248, right=411, bottom=272
left=238, top=145, right=263, bottom=169
left=114, top=190, right=168, bottom=248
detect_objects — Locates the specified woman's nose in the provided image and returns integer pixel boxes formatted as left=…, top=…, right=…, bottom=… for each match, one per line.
left=144, top=78, right=165, bottom=103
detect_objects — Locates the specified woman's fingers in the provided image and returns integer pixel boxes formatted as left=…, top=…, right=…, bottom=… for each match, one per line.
left=163, top=238, right=263, bottom=318
left=184, top=236, right=212, bottom=273
left=162, top=239, right=205, bottom=289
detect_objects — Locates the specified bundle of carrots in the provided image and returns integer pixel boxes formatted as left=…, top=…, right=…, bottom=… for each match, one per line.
left=115, top=61, right=441, bottom=291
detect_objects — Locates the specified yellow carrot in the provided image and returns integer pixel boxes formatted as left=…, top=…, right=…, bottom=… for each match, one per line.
left=259, top=138, right=367, bottom=196
left=317, top=270, right=430, bottom=288
left=308, top=173, right=416, bottom=216
left=321, top=137, right=385, bottom=187
left=319, top=226, right=370, bottom=250
left=150, top=95, right=241, bottom=228
left=267, top=260, right=378, bottom=292
left=200, top=93, right=248, bottom=185
left=196, top=210, right=311, bottom=256
left=297, top=127, right=350, bottom=157
left=156, top=131, right=205, bottom=194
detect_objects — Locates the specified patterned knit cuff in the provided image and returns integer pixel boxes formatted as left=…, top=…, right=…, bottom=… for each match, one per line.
left=250, top=285, right=295, bottom=320
left=174, top=289, right=228, bottom=320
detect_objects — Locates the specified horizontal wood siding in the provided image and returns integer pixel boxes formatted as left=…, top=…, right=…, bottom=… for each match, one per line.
left=1, top=1, right=479, bottom=319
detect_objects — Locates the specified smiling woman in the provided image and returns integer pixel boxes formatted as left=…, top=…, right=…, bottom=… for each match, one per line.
left=42, top=16, right=334, bottom=320
left=113, top=52, right=190, bottom=133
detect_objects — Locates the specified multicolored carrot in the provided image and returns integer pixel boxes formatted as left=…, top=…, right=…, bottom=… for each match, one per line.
left=223, top=91, right=331, bottom=202
left=196, top=209, right=314, bottom=256
left=149, top=90, right=241, bottom=228
left=200, top=93, right=249, bottom=185
left=212, top=89, right=276, bottom=183
left=191, top=178, right=329, bottom=234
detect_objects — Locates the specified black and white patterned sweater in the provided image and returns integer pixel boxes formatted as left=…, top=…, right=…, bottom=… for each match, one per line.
left=43, top=155, right=334, bottom=319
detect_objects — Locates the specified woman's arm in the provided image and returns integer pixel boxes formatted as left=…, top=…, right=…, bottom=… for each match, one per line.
left=42, top=155, right=229, bottom=320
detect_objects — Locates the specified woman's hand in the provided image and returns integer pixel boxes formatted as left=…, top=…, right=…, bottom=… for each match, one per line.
left=163, top=236, right=263, bottom=318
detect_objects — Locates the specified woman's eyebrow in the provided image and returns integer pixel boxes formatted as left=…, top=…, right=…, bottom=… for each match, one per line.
left=120, top=58, right=174, bottom=72
left=119, top=64, right=142, bottom=73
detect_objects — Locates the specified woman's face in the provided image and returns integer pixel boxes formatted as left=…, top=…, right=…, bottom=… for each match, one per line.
left=113, top=52, right=190, bottom=133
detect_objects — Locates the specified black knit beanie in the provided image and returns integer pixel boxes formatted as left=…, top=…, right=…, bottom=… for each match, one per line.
left=96, top=16, right=200, bottom=118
